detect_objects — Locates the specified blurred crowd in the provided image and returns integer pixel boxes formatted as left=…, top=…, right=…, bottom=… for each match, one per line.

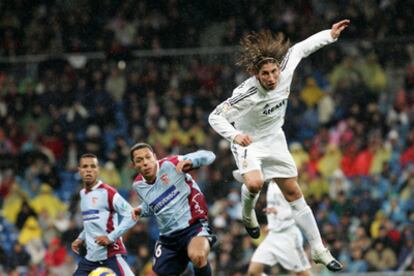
left=0, top=0, right=413, bottom=56
left=1, top=1, right=414, bottom=275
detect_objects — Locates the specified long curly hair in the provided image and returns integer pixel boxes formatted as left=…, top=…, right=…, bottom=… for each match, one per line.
left=237, top=29, right=290, bottom=74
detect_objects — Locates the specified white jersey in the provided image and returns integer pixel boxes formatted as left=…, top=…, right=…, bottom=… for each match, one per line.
left=209, top=30, right=336, bottom=142
left=266, top=182, right=295, bottom=232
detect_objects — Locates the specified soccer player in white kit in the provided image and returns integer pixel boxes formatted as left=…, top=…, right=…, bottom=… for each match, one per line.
left=235, top=171, right=311, bottom=275
left=209, top=20, right=350, bottom=272
left=72, top=153, right=136, bottom=276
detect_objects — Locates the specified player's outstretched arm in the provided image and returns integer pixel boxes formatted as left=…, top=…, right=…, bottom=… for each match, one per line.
left=101, top=193, right=137, bottom=244
left=177, top=150, right=216, bottom=172
left=330, top=19, right=350, bottom=39
left=292, top=19, right=350, bottom=59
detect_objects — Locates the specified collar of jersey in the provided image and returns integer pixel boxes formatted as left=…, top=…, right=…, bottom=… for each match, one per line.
left=255, top=77, right=270, bottom=95
left=91, top=180, right=103, bottom=190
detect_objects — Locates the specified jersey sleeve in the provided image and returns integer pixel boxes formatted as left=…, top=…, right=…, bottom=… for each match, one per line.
left=107, top=193, right=136, bottom=242
left=182, top=150, right=216, bottom=168
left=77, top=229, right=85, bottom=241
left=208, top=90, right=255, bottom=142
left=137, top=201, right=153, bottom=217
left=282, top=30, right=336, bottom=72
left=293, top=30, right=336, bottom=58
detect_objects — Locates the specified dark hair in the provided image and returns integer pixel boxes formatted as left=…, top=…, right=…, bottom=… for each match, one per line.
left=79, top=153, right=99, bottom=165
left=130, top=143, right=154, bottom=161
left=237, top=29, right=290, bottom=74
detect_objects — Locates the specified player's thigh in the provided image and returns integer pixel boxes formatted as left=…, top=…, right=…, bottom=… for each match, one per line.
left=231, top=142, right=262, bottom=175
left=248, top=261, right=266, bottom=276
left=187, top=236, right=210, bottom=266
left=273, top=176, right=303, bottom=201
left=152, top=241, right=189, bottom=276
left=261, top=132, right=298, bottom=180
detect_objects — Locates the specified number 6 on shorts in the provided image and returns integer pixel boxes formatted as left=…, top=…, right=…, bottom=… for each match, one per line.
left=155, top=243, right=162, bottom=258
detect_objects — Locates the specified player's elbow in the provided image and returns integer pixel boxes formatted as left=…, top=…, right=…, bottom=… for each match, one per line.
left=207, top=112, right=216, bottom=127
left=206, top=151, right=216, bottom=162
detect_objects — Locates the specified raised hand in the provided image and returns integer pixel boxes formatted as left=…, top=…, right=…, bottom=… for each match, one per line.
left=176, top=159, right=193, bottom=173
left=330, top=19, right=350, bottom=39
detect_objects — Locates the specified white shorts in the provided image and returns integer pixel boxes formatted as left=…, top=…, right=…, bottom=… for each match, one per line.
left=251, top=226, right=311, bottom=272
left=231, top=129, right=297, bottom=180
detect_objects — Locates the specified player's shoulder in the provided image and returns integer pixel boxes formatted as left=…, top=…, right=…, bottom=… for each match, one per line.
left=97, top=182, right=118, bottom=195
left=159, top=155, right=181, bottom=167
left=228, top=77, right=258, bottom=106
left=133, top=174, right=144, bottom=187
left=279, top=47, right=294, bottom=71
left=232, top=77, right=257, bottom=96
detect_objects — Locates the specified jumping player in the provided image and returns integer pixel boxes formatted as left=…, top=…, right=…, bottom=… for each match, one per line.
left=209, top=20, right=350, bottom=271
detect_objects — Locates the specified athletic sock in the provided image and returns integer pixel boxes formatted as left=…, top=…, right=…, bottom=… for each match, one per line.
left=289, top=196, right=325, bottom=252
left=194, top=262, right=212, bottom=276
left=241, top=184, right=260, bottom=227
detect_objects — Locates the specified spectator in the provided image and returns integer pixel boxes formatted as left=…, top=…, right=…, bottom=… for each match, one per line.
left=365, top=239, right=397, bottom=271
left=15, top=200, right=37, bottom=230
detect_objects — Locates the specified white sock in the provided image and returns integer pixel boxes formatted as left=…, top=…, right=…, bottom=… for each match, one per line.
left=241, top=184, right=259, bottom=227
left=289, top=197, right=325, bottom=252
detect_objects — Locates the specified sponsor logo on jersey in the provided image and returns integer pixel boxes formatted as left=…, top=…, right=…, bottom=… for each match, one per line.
left=150, top=186, right=180, bottom=213
left=82, top=209, right=100, bottom=221
left=262, top=99, right=287, bottom=115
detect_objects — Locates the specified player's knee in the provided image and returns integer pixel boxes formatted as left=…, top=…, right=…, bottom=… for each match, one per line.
left=245, top=179, right=263, bottom=193
left=284, top=188, right=302, bottom=201
left=189, top=252, right=208, bottom=268
left=247, top=266, right=261, bottom=276
left=280, top=182, right=302, bottom=201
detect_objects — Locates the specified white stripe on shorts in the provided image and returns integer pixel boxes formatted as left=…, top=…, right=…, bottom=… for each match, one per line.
left=115, top=254, right=135, bottom=276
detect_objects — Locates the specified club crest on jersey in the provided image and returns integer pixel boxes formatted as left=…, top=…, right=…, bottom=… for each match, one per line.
left=92, top=197, right=98, bottom=205
left=160, top=173, right=170, bottom=184
left=214, top=101, right=231, bottom=115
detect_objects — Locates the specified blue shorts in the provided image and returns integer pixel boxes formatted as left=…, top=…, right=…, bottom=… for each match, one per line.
left=73, top=254, right=132, bottom=276
left=152, top=220, right=216, bottom=275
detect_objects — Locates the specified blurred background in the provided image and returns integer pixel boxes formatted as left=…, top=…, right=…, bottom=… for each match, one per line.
left=0, top=0, right=413, bottom=275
